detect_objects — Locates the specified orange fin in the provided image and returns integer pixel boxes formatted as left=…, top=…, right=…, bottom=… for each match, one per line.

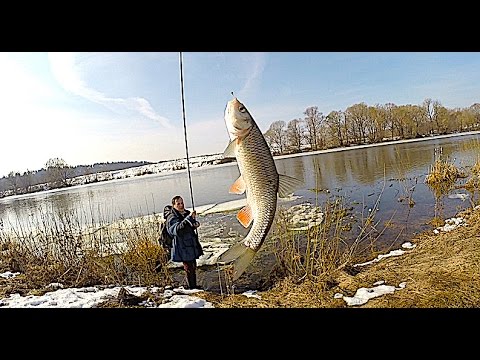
left=229, top=176, right=246, bottom=194
left=237, top=204, right=253, bottom=228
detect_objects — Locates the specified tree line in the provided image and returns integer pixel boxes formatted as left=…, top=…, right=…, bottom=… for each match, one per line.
left=0, top=159, right=151, bottom=198
left=263, top=98, right=480, bottom=155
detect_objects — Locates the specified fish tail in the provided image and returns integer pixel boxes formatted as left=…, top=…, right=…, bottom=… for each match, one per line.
left=217, top=242, right=256, bottom=281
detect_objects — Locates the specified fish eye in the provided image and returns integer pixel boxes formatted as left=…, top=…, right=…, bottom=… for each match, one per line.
left=239, top=106, right=246, bottom=113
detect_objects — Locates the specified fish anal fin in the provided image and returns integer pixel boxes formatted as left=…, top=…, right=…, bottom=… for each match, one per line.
left=237, top=204, right=253, bottom=228
left=278, top=174, right=304, bottom=198
left=229, top=176, right=246, bottom=194
left=217, top=242, right=256, bottom=281
left=223, top=140, right=237, bottom=158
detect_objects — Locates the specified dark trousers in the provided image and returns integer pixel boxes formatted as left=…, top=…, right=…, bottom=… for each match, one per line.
left=183, top=260, right=197, bottom=289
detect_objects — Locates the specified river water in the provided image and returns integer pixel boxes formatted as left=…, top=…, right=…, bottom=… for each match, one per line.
left=1, top=133, right=479, bottom=253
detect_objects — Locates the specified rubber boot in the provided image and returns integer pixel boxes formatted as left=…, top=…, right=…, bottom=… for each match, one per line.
left=184, top=261, right=197, bottom=289
left=187, top=270, right=197, bottom=290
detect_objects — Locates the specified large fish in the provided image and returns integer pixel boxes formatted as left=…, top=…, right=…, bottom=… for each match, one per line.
left=217, top=97, right=303, bottom=280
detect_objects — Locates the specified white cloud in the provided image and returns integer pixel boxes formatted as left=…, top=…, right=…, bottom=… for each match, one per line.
left=47, top=52, right=173, bottom=129
left=238, top=52, right=267, bottom=98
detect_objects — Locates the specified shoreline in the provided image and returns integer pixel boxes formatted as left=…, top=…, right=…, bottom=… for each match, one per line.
left=2, top=130, right=480, bottom=203
left=273, top=130, right=480, bottom=160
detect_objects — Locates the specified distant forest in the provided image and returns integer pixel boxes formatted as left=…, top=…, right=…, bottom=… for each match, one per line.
left=263, top=98, right=480, bottom=155
left=2, top=98, right=480, bottom=199
left=0, top=160, right=152, bottom=198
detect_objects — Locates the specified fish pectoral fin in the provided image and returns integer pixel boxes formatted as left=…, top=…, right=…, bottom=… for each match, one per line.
left=229, top=176, right=246, bottom=194
left=223, top=140, right=237, bottom=158
left=237, top=204, right=253, bottom=228
left=278, top=174, right=304, bottom=198
left=217, top=242, right=256, bottom=281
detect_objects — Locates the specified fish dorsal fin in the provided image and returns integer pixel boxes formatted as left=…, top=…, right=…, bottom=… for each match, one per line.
left=237, top=204, right=253, bottom=228
left=229, top=175, right=246, bottom=194
left=278, top=174, right=304, bottom=198
left=223, top=139, right=237, bottom=158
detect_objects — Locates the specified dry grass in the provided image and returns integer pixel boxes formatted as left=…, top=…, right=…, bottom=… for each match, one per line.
left=472, top=158, right=480, bottom=176
left=199, top=205, right=480, bottom=308
left=0, top=211, right=171, bottom=298
left=339, top=206, right=480, bottom=308
left=425, top=159, right=459, bottom=187
left=466, top=157, right=480, bottom=192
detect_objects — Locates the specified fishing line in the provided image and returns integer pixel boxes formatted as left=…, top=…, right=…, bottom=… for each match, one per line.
left=179, top=52, right=195, bottom=211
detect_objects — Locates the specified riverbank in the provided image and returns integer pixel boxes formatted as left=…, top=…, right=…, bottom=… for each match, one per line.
left=2, top=130, right=480, bottom=202
left=1, top=200, right=479, bottom=308
left=195, top=204, right=480, bottom=308
left=276, top=130, right=480, bottom=160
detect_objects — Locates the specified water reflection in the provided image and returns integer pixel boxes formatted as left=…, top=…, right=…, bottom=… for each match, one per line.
left=277, top=135, right=480, bottom=248
left=296, top=142, right=438, bottom=189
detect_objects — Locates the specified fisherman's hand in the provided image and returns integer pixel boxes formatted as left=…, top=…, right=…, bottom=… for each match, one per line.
left=191, top=211, right=196, bottom=219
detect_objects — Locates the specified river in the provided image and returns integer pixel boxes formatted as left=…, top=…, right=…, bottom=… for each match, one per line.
left=1, top=132, right=479, bottom=252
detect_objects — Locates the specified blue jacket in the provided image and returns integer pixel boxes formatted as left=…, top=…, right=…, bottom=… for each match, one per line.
left=165, top=206, right=203, bottom=262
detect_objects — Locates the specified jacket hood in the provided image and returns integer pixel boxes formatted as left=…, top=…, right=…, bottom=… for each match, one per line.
left=163, top=205, right=173, bottom=219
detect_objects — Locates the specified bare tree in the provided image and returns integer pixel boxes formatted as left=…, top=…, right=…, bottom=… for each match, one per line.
left=345, top=103, right=369, bottom=144
left=264, top=120, right=287, bottom=155
left=408, top=104, right=426, bottom=137
left=457, top=107, right=477, bottom=131
left=422, top=98, right=445, bottom=134
left=381, top=103, right=396, bottom=139
left=469, top=103, right=480, bottom=127
left=6, top=171, right=21, bottom=195
left=435, top=104, right=451, bottom=134
left=366, top=105, right=385, bottom=143
left=304, top=106, right=324, bottom=150
left=325, top=110, right=345, bottom=147
left=286, top=118, right=304, bottom=153
left=19, top=170, right=34, bottom=194
left=45, top=157, right=72, bottom=188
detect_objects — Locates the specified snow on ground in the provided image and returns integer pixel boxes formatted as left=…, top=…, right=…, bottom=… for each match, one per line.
left=334, top=281, right=407, bottom=306
left=433, top=216, right=467, bottom=234
left=353, top=241, right=417, bottom=267
left=0, top=284, right=213, bottom=308
left=1, top=209, right=473, bottom=308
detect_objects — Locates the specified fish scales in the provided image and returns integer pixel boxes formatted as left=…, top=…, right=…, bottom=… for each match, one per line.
left=236, top=122, right=279, bottom=250
left=217, top=97, right=303, bottom=280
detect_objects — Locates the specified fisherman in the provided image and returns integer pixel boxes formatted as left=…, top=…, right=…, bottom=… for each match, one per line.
left=165, top=195, right=203, bottom=289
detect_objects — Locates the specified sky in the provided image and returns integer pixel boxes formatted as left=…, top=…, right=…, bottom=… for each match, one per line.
left=2, top=51, right=480, bottom=178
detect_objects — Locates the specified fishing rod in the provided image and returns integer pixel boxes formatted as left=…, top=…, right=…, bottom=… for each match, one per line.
left=179, top=52, right=195, bottom=212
